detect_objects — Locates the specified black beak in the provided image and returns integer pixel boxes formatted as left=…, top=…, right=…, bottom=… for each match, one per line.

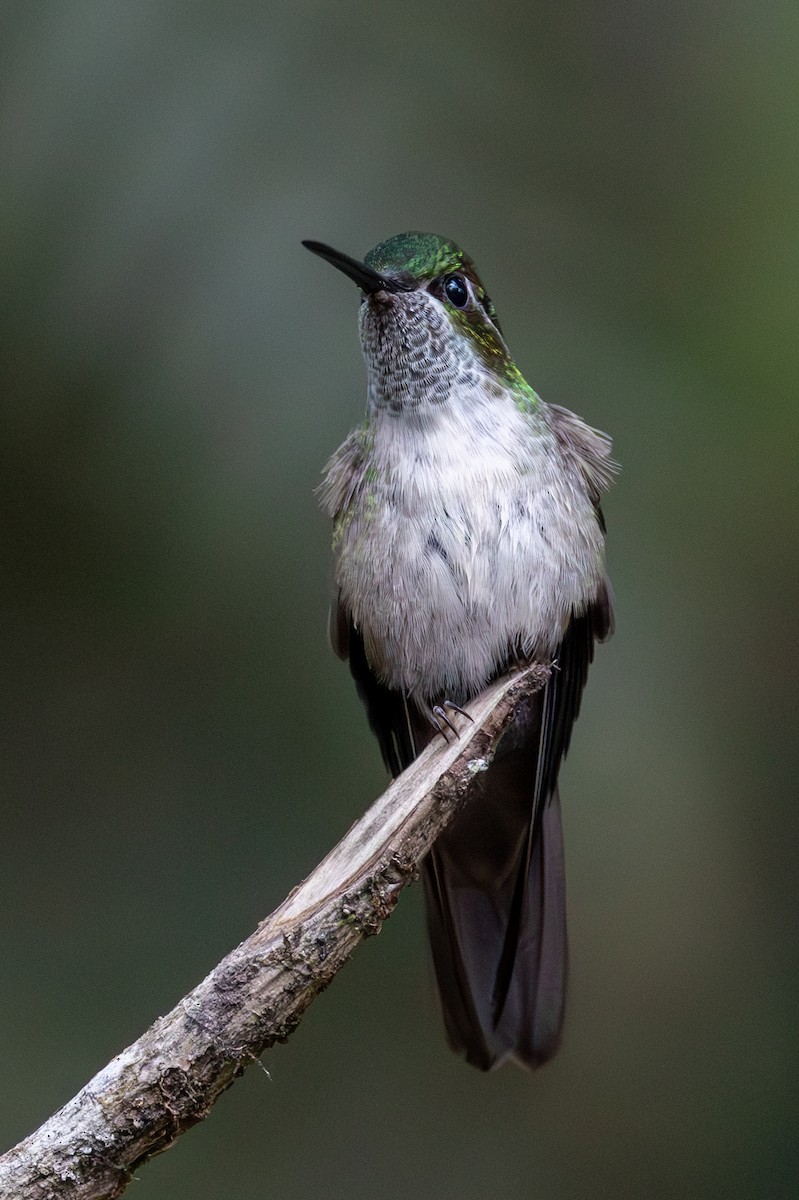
left=302, top=240, right=410, bottom=294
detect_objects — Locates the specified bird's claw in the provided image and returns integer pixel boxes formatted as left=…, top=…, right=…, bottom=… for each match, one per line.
left=429, top=699, right=475, bottom=741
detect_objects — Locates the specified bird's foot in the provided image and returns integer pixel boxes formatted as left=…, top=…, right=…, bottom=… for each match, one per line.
left=429, top=700, right=475, bottom=741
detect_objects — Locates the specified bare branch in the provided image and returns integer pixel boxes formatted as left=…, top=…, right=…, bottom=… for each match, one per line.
left=0, top=665, right=549, bottom=1200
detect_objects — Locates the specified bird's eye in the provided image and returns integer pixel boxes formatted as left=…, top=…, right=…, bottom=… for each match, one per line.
left=444, top=274, right=469, bottom=308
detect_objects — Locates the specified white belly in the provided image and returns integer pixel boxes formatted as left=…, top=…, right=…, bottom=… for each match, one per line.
left=335, top=403, right=605, bottom=703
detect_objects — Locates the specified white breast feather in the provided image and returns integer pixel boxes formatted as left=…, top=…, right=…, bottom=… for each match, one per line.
left=331, top=388, right=609, bottom=702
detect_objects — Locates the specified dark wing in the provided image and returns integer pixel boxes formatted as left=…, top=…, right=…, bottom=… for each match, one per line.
left=329, top=591, right=430, bottom=777
left=537, top=580, right=614, bottom=804
left=495, top=587, right=613, bottom=1063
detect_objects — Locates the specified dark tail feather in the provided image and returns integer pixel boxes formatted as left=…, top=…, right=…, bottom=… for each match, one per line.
left=496, top=789, right=567, bottom=1067
left=422, top=786, right=568, bottom=1071
left=423, top=851, right=503, bottom=1069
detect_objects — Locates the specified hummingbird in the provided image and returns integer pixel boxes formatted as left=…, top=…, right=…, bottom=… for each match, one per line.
left=303, top=232, right=616, bottom=1070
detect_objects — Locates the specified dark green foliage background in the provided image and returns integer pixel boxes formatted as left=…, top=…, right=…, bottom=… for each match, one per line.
left=2, top=2, right=797, bottom=1196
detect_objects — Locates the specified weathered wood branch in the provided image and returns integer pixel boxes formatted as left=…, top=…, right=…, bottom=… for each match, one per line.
left=0, top=665, right=549, bottom=1200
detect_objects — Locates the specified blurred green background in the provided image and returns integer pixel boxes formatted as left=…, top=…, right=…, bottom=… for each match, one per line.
left=2, top=2, right=797, bottom=1197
